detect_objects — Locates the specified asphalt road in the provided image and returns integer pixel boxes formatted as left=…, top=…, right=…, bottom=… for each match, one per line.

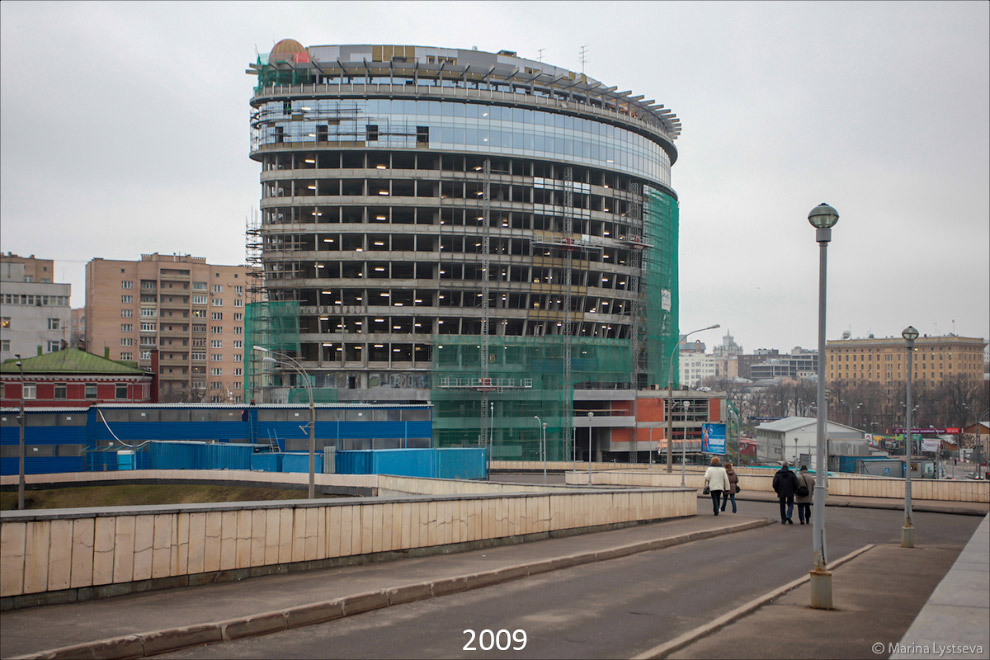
left=158, top=502, right=982, bottom=660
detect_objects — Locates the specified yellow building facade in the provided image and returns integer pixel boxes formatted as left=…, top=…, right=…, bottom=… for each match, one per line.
left=826, top=334, right=986, bottom=386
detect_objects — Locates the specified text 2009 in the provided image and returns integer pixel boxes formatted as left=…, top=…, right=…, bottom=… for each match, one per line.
left=462, top=629, right=527, bottom=651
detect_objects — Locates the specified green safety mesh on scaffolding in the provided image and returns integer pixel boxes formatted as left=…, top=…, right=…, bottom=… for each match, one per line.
left=244, top=301, right=310, bottom=402
left=430, top=336, right=632, bottom=461
left=644, top=185, right=680, bottom=387
left=252, top=54, right=315, bottom=95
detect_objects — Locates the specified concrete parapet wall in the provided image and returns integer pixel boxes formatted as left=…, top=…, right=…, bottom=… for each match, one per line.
left=566, top=470, right=990, bottom=503
left=0, top=474, right=694, bottom=601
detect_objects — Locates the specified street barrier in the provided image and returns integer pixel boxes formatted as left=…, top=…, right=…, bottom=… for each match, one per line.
left=0, top=471, right=694, bottom=604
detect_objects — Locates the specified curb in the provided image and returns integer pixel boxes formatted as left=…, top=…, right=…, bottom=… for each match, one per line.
left=9, top=519, right=770, bottom=660
left=630, top=542, right=877, bottom=660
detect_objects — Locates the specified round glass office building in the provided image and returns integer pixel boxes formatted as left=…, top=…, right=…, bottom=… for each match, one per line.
left=246, top=42, right=681, bottom=459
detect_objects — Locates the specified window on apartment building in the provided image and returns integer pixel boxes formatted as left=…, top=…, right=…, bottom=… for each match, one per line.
left=140, top=322, right=156, bottom=332
left=212, top=298, right=223, bottom=306
left=2, top=317, right=11, bottom=328
left=211, top=312, right=223, bottom=320
left=192, top=309, right=206, bottom=318
left=121, top=323, right=133, bottom=332
left=234, top=327, right=242, bottom=335
left=140, top=351, right=151, bottom=360
left=141, top=280, right=156, bottom=290
left=212, top=284, right=223, bottom=293
left=234, top=285, right=243, bottom=295
left=234, top=313, right=243, bottom=322
left=233, top=354, right=242, bottom=363
left=121, top=309, right=133, bottom=318
left=193, top=281, right=207, bottom=290
left=210, top=368, right=222, bottom=376
left=53, top=384, right=67, bottom=399
left=233, top=368, right=243, bottom=377
left=121, top=281, right=134, bottom=289
left=211, top=326, right=223, bottom=334
left=191, top=351, right=206, bottom=360
left=85, top=384, right=98, bottom=399
left=1, top=340, right=10, bottom=352
left=47, top=318, right=60, bottom=330
left=121, top=295, right=133, bottom=303
left=23, top=384, right=36, bottom=400
left=192, top=295, right=207, bottom=305
left=140, top=308, right=157, bottom=318
left=233, top=340, right=243, bottom=349
left=210, top=354, right=223, bottom=362
left=116, top=384, right=128, bottom=399
left=121, top=338, right=133, bottom=346
left=210, top=339, right=222, bottom=348
left=120, top=352, right=133, bottom=360
left=46, top=340, right=61, bottom=352
left=233, top=299, right=243, bottom=308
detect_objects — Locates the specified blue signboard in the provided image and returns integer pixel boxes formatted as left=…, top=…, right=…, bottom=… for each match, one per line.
left=702, top=423, right=726, bottom=455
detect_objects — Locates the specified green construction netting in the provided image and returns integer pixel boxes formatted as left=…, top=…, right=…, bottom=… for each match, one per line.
left=645, top=185, right=680, bottom=388
left=243, top=301, right=302, bottom=402
left=430, top=336, right=632, bottom=461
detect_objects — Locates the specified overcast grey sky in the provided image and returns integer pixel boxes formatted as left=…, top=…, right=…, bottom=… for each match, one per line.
left=2, top=1, right=987, bottom=352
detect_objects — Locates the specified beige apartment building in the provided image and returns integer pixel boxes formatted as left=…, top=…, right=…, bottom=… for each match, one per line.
left=85, top=254, right=250, bottom=402
left=826, top=333, right=986, bottom=387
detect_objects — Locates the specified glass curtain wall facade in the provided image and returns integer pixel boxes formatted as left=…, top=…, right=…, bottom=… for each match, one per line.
left=247, top=42, right=681, bottom=457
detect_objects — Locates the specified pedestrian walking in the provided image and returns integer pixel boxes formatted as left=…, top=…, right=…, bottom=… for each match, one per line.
left=721, top=462, right=739, bottom=513
left=703, top=456, right=730, bottom=516
left=772, top=461, right=799, bottom=524
left=795, top=465, right=815, bottom=525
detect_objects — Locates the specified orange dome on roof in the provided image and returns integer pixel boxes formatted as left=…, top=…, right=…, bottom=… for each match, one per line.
left=271, top=39, right=307, bottom=56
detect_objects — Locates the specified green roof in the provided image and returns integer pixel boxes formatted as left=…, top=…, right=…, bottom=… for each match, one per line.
left=0, top=348, right=146, bottom=375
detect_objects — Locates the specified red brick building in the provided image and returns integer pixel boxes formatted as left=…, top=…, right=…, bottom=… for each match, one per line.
left=0, top=348, right=155, bottom=408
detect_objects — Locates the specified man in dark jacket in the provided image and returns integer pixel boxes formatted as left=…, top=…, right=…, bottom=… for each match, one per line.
left=772, top=462, right=799, bottom=524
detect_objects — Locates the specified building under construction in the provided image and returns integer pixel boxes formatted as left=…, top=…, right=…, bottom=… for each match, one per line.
left=245, top=41, right=708, bottom=462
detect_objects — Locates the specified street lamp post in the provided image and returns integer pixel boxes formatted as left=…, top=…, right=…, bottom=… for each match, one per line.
left=587, top=411, right=594, bottom=485
left=808, top=202, right=839, bottom=609
left=902, top=325, right=919, bottom=547
left=534, top=415, right=547, bottom=483
left=680, top=400, right=691, bottom=487
left=16, top=355, right=25, bottom=510
left=666, top=324, right=719, bottom=473
left=253, top=346, right=316, bottom=499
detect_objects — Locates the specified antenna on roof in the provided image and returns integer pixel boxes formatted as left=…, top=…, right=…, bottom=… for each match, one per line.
left=579, top=44, right=589, bottom=73
left=537, top=48, right=545, bottom=62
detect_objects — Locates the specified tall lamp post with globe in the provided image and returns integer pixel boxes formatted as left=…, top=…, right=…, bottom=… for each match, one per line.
left=901, top=325, right=919, bottom=547
left=808, top=202, right=838, bottom=610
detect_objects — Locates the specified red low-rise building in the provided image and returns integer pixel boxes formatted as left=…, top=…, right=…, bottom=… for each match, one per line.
left=0, top=348, right=156, bottom=408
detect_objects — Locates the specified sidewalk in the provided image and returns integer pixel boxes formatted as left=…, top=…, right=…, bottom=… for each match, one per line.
left=653, top=514, right=990, bottom=660
left=1, top=514, right=768, bottom=659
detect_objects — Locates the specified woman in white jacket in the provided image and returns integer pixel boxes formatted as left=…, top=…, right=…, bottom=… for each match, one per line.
left=704, top=456, right=730, bottom=516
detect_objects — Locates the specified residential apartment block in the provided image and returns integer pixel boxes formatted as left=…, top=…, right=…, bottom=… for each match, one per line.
left=85, top=254, right=250, bottom=402
left=0, top=253, right=72, bottom=363
left=826, top=333, right=986, bottom=387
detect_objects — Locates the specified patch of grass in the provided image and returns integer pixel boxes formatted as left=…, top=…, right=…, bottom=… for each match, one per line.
left=0, top=484, right=342, bottom=510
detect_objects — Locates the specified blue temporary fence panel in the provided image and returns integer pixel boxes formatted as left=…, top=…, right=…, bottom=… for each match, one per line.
left=250, top=453, right=283, bottom=472
left=334, top=448, right=487, bottom=479
left=335, top=450, right=374, bottom=475
left=436, top=448, right=486, bottom=480
left=281, top=452, right=323, bottom=474
left=148, top=442, right=254, bottom=471
left=373, top=448, right=436, bottom=478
